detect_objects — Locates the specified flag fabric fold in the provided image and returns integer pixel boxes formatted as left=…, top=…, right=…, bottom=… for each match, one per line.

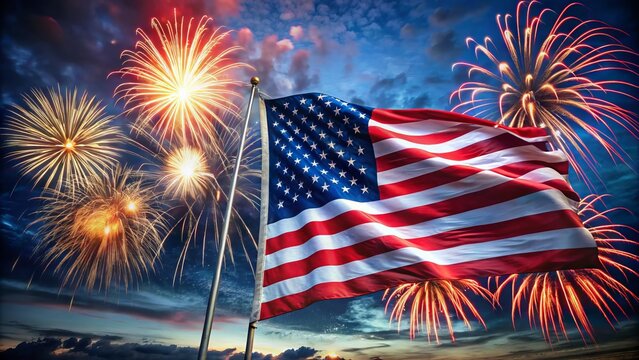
left=250, top=93, right=598, bottom=321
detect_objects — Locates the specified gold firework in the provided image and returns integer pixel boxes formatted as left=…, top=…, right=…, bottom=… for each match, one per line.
left=451, top=1, right=639, bottom=183
left=4, top=87, right=122, bottom=191
left=383, top=279, right=493, bottom=343
left=493, top=194, right=639, bottom=344
left=33, top=166, right=167, bottom=291
left=113, top=10, right=250, bottom=146
left=161, top=146, right=214, bottom=200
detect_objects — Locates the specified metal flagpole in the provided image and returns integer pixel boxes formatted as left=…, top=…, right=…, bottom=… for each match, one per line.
left=243, top=321, right=257, bottom=360
left=197, top=77, right=260, bottom=360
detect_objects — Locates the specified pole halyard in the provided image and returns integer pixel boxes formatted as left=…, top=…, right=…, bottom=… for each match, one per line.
left=197, top=77, right=260, bottom=360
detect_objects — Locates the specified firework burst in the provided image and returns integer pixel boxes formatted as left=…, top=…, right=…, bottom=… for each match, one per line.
left=3, top=87, right=122, bottom=191
left=32, top=166, right=167, bottom=292
left=493, top=194, right=639, bottom=344
left=133, top=118, right=260, bottom=282
left=451, top=1, right=639, bottom=183
left=383, top=279, right=493, bottom=343
left=113, top=10, right=250, bottom=146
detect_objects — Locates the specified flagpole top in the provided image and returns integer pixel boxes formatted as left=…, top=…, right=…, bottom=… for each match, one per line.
left=250, top=76, right=260, bottom=86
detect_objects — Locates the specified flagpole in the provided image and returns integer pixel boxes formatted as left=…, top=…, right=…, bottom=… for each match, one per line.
left=197, top=77, right=260, bottom=360
left=243, top=321, right=257, bottom=360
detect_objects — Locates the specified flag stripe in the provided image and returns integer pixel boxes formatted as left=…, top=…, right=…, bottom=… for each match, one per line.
left=263, top=209, right=583, bottom=286
left=262, top=227, right=593, bottom=303
left=265, top=189, right=576, bottom=269
left=258, top=248, right=598, bottom=320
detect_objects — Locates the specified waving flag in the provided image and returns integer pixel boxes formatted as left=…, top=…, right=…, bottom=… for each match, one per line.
left=250, top=93, right=598, bottom=321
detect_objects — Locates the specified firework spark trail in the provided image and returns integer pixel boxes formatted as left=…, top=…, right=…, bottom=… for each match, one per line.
left=3, top=87, right=122, bottom=192
left=383, top=279, right=493, bottom=343
left=32, top=166, right=167, bottom=292
left=131, top=118, right=260, bottom=283
left=450, top=1, right=639, bottom=185
left=493, top=194, right=639, bottom=344
left=112, top=10, right=251, bottom=147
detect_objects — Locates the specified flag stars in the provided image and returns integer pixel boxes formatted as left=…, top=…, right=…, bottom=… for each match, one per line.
left=331, top=178, right=339, bottom=184
left=271, top=105, right=277, bottom=112
left=342, top=186, right=350, bottom=193
left=282, top=167, right=289, bottom=174
left=283, top=102, right=289, bottom=109
left=328, top=161, right=336, bottom=169
left=279, top=113, right=285, bottom=120
left=284, top=187, right=290, bottom=195
left=292, top=108, right=299, bottom=115
left=317, top=94, right=325, bottom=100
left=302, top=165, right=310, bottom=173
left=336, top=150, right=345, bottom=158
left=318, top=113, right=325, bottom=120
left=333, top=108, right=341, bottom=116
left=326, top=120, right=333, bottom=128
left=336, top=129, right=344, bottom=138
left=339, top=170, right=347, bottom=178
left=328, top=141, right=336, bottom=149
left=292, top=193, right=299, bottom=202
left=308, top=103, right=316, bottom=112
left=357, top=146, right=365, bottom=155
left=319, top=131, right=327, bottom=139
left=301, top=116, right=308, bottom=123
left=359, top=112, right=366, bottom=119
left=298, top=181, right=304, bottom=189
left=358, top=166, right=367, bottom=174
left=275, top=161, right=281, bottom=168
left=306, top=190, right=312, bottom=198
left=353, top=126, right=361, bottom=134
left=311, top=160, right=319, bottom=167
left=349, top=177, right=358, bottom=186
left=342, top=116, right=350, bottom=124
left=300, top=98, right=307, bottom=105
left=321, top=182, right=330, bottom=192
left=278, top=201, right=284, bottom=209
left=286, top=120, right=293, bottom=127
left=290, top=173, right=296, bottom=181
left=346, top=138, right=354, bottom=147
left=319, top=151, right=327, bottom=160
left=320, top=169, right=328, bottom=175
left=293, top=127, right=300, bottom=134
left=310, top=124, right=317, bottom=131
left=311, top=175, right=320, bottom=183
left=347, top=158, right=356, bottom=167
left=361, top=186, right=369, bottom=194
left=276, top=180, right=282, bottom=188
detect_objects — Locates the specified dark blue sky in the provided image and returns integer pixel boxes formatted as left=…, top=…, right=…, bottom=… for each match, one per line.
left=1, top=1, right=638, bottom=359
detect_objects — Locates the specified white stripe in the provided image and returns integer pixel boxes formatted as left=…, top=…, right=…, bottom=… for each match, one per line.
left=373, top=127, right=550, bottom=158
left=267, top=164, right=570, bottom=239
left=262, top=227, right=594, bottom=302
left=378, top=145, right=567, bottom=186
left=369, top=118, right=550, bottom=142
left=265, top=189, right=575, bottom=270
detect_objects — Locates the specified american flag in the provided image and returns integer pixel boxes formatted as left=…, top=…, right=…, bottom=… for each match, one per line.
left=250, top=93, right=598, bottom=321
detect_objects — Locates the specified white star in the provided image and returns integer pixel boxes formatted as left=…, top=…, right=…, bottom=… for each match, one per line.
left=336, top=150, right=345, bottom=158
left=353, top=126, right=361, bottom=134
left=311, top=175, right=320, bottom=183
left=302, top=165, right=310, bottom=173
left=310, top=142, right=318, bottom=150
left=292, top=108, right=299, bottom=115
left=298, top=181, right=304, bottom=189
left=276, top=180, right=282, bottom=188
left=318, top=112, right=324, bottom=120
left=333, top=108, right=341, bottom=115
left=286, top=120, right=292, bottom=126
left=287, top=151, right=293, bottom=158
left=279, top=113, right=285, bottom=119
left=306, top=190, right=312, bottom=198
left=359, top=112, right=365, bottom=119
left=328, top=141, right=335, bottom=149
left=280, top=144, right=286, bottom=151
left=310, top=124, right=317, bottom=131
left=331, top=178, right=339, bottom=184
left=301, top=116, right=308, bottom=123
left=274, top=139, right=281, bottom=145
left=361, top=186, right=369, bottom=194
left=271, top=105, right=277, bottom=112
left=295, top=144, right=301, bottom=150
left=288, top=136, right=293, bottom=142
left=339, top=170, right=347, bottom=178
left=283, top=102, right=289, bottom=109
left=273, top=121, right=279, bottom=127
left=342, top=116, right=350, bottom=124
left=292, top=193, right=299, bottom=202
left=318, top=94, right=325, bottom=100
left=319, top=151, right=327, bottom=160
left=336, top=129, right=344, bottom=137
left=340, top=101, right=349, bottom=106
left=308, top=103, right=315, bottom=112
left=282, top=167, right=288, bottom=174
left=324, top=100, right=332, bottom=106
left=294, top=127, right=300, bottom=134
left=300, top=98, right=307, bottom=105
left=280, top=129, right=287, bottom=134
left=302, top=134, right=309, bottom=142
left=328, top=161, right=336, bottom=169
left=275, top=161, right=281, bottom=168
left=320, top=169, right=328, bottom=175
left=357, top=146, right=365, bottom=155
left=290, top=173, right=296, bottom=181
left=358, top=166, right=367, bottom=174
left=342, top=186, right=350, bottom=193
left=284, top=187, right=290, bottom=195
left=277, top=201, right=284, bottom=208
left=346, top=138, right=354, bottom=147
left=350, top=107, right=356, bottom=111
left=319, top=131, right=327, bottom=139
left=349, top=177, right=358, bottom=186
left=321, top=182, right=330, bottom=192
left=311, top=160, right=319, bottom=167
left=303, top=153, right=310, bottom=159
left=327, top=120, right=333, bottom=128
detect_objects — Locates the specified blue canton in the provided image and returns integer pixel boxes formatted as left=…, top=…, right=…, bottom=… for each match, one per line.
left=265, top=93, right=379, bottom=222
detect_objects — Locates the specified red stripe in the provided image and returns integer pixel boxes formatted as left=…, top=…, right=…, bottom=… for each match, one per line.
left=369, top=122, right=480, bottom=145
left=266, top=178, right=577, bottom=255
left=375, top=139, right=551, bottom=173
left=259, top=247, right=599, bottom=320
left=372, top=108, right=548, bottom=138
left=263, top=209, right=583, bottom=286
left=378, top=162, right=575, bottom=199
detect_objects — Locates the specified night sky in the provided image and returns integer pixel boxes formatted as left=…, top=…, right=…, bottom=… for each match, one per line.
left=1, top=1, right=638, bottom=359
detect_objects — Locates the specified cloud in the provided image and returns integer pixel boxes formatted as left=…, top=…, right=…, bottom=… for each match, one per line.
left=289, top=50, right=318, bottom=91
left=290, top=26, right=304, bottom=41
left=0, top=339, right=318, bottom=360
left=426, top=30, right=463, bottom=61
left=428, top=5, right=490, bottom=27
